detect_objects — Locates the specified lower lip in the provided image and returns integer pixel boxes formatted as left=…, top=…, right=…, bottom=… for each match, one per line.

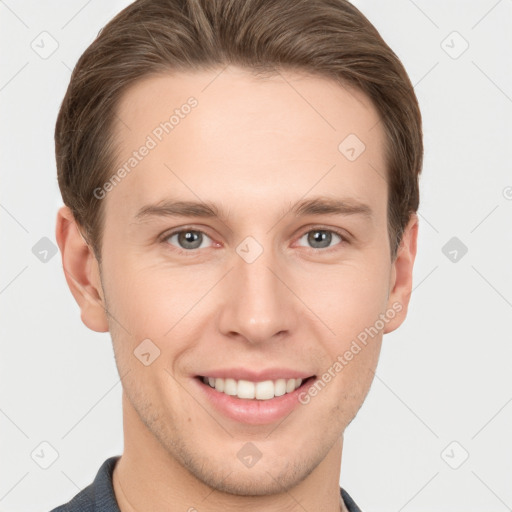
left=193, top=377, right=315, bottom=425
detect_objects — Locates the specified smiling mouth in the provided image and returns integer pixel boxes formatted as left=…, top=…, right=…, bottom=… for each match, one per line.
left=196, top=375, right=315, bottom=400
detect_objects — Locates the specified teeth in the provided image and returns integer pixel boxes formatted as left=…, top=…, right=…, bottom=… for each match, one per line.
left=274, top=379, right=287, bottom=397
left=202, top=376, right=303, bottom=400
left=286, top=378, right=296, bottom=393
left=238, top=380, right=255, bottom=399
left=224, top=378, right=237, bottom=396
left=214, top=378, right=224, bottom=393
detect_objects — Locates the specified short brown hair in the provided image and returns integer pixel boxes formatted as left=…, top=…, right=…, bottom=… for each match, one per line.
left=55, top=0, right=423, bottom=261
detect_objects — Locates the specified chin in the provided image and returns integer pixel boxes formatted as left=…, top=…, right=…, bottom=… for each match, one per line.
left=185, top=456, right=317, bottom=497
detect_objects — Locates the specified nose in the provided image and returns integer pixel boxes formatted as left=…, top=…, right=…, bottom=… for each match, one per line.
left=217, top=240, right=297, bottom=345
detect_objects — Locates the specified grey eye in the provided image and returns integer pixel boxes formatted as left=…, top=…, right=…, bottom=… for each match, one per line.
left=297, top=230, right=342, bottom=249
left=166, top=230, right=212, bottom=250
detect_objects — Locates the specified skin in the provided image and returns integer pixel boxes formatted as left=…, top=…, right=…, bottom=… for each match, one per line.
left=56, top=66, right=418, bottom=512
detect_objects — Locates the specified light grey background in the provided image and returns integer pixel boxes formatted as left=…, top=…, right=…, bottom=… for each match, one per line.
left=1, top=1, right=511, bottom=511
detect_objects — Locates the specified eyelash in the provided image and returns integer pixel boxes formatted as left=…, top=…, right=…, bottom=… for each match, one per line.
left=160, top=226, right=349, bottom=256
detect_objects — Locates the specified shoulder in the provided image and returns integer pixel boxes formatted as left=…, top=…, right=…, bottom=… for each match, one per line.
left=48, top=456, right=121, bottom=512
left=49, top=483, right=95, bottom=512
left=341, top=487, right=363, bottom=512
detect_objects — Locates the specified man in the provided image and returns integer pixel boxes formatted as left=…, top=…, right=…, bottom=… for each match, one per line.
left=52, top=0, right=422, bottom=510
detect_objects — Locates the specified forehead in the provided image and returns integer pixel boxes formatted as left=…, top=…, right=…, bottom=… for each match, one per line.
left=108, top=66, right=387, bottom=221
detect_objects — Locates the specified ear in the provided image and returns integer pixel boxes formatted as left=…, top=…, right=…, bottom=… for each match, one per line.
left=55, top=206, right=109, bottom=333
left=384, top=213, right=419, bottom=334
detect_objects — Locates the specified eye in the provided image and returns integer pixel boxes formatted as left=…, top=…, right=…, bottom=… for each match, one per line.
left=296, top=228, right=346, bottom=250
left=164, top=228, right=215, bottom=252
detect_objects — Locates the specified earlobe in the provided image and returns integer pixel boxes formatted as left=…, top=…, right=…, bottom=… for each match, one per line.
left=384, top=214, right=419, bottom=334
left=55, top=206, right=109, bottom=333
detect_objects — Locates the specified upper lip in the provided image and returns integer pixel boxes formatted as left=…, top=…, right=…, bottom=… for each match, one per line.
left=196, top=368, right=315, bottom=381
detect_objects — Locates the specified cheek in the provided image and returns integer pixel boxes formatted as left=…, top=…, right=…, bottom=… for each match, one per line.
left=102, top=255, right=218, bottom=379
left=309, top=261, right=389, bottom=410
left=300, top=258, right=391, bottom=344
left=103, top=254, right=207, bottom=334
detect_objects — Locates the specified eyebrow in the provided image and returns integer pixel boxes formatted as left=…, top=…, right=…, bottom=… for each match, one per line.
left=134, top=196, right=373, bottom=222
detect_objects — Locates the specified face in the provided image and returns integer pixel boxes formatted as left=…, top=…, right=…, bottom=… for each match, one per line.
left=60, top=65, right=417, bottom=497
